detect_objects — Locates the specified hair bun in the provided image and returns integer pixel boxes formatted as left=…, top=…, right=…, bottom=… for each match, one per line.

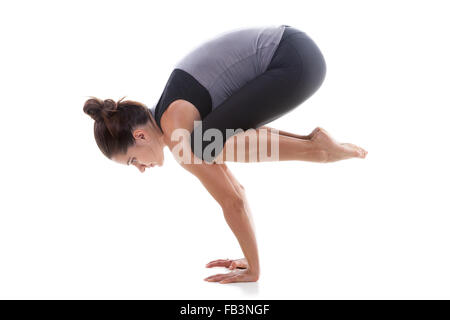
left=83, top=97, right=118, bottom=122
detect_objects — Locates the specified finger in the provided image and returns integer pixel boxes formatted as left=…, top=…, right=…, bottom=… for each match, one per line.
left=219, top=274, right=242, bottom=284
left=206, top=261, right=230, bottom=268
left=206, top=259, right=230, bottom=265
left=206, top=259, right=231, bottom=268
left=207, top=259, right=228, bottom=264
left=235, top=261, right=248, bottom=269
left=204, top=273, right=234, bottom=282
left=230, top=263, right=247, bottom=269
left=204, top=273, right=227, bottom=281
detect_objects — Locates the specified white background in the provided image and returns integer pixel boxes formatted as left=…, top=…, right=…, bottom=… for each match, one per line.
left=0, top=0, right=449, bottom=299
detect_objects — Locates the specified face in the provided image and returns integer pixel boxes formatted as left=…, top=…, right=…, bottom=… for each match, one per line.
left=112, top=126, right=164, bottom=173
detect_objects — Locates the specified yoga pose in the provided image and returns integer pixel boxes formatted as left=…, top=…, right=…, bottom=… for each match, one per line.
left=83, top=24, right=367, bottom=284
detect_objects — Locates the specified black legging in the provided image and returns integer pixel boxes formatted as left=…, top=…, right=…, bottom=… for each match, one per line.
left=190, top=26, right=327, bottom=163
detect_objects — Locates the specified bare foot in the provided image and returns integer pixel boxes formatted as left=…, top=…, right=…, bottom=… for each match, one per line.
left=310, top=127, right=368, bottom=162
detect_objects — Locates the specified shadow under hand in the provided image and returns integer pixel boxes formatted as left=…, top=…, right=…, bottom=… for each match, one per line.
left=224, top=281, right=260, bottom=295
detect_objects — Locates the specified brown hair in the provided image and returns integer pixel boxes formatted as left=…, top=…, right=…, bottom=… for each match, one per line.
left=83, top=96, right=156, bottom=159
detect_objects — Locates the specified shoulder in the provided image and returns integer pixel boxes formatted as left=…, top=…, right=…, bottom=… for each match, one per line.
left=160, top=99, right=201, bottom=133
left=160, top=99, right=202, bottom=153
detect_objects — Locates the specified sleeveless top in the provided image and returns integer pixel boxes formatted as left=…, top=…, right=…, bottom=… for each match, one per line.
left=150, top=24, right=286, bottom=132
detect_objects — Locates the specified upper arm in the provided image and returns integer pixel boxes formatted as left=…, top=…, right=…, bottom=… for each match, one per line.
left=160, top=101, right=243, bottom=209
left=180, top=161, right=243, bottom=209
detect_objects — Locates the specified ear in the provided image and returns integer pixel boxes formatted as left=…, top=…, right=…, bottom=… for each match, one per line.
left=133, top=129, right=147, bottom=141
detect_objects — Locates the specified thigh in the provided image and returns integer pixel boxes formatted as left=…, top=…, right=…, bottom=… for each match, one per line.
left=190, top=32, right=327, bottom=162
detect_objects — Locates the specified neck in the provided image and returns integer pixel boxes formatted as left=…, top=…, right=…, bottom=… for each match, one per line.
left=146, top=108, right=166, bottom=148
left=150, top=122, right=166, bottom=149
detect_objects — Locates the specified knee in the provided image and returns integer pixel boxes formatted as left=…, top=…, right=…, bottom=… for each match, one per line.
left=190, top=127, right=225, bottom=164
left=235, top=183, right=246, bottom=198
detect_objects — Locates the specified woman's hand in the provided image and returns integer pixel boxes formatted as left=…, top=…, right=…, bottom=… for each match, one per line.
left=205, top=258, right=248, bottom=270
left=204, top=258, right=259, bottom=284
left=204, top=268, right=259, bottom=284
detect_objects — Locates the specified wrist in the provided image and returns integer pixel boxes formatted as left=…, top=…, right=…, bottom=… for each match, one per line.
left=247, top=266, right=260, bottom=276
left=246, top=259, right=260, bottom=274
left=246, top=267, right=260, bottom=281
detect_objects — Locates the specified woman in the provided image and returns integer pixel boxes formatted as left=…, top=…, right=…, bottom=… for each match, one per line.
left=83, top=24, right=367, bottom=284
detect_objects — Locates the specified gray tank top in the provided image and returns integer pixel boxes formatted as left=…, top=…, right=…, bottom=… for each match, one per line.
left=150, top=24, right=286, bottom=127
left=174, top=24, right=286, bottom=109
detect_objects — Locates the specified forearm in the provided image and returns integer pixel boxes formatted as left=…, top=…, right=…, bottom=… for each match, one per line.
left=222, top=202, right=260, bottom=275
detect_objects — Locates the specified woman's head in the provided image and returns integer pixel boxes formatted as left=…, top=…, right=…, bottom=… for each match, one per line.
left=83, top=96, right=164, bottom=172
